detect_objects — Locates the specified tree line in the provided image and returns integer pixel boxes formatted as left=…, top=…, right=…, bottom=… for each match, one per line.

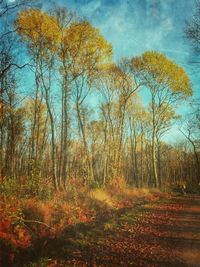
left=0, top=0, right=199, bottom=195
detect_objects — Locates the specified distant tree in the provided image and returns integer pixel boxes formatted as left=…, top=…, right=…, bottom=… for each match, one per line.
left=0, top=67, right=25, bottom=178
left=96, top=61, right=140, bottom=180
left=25, top=97, right=49, bottom=178
left=96, top=64, right=118, bottom=183
left=180, top=101, right=200, bottom=183
left=184, top=0, right=200, bottom=186
left=0, top=0, right=36, bottom=80
left=185, top=0, right=200, bottom=63
left=126, top=95, right=147, bottom=187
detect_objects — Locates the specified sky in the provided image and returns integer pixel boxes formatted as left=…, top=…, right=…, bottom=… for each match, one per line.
left=44, top=0, right=198, bottom=142
left=48, top=0, right=199, bottom=93
left=50, top=0, right=196, bottom=62
left=14, top=0, right=198, bottom=142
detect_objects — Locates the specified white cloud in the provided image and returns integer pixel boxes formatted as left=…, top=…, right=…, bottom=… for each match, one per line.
left=162, top=17, right=174, bottom=32
left=80, top=0, right=101, bottom=15
left=55, top=0, right=191, bottom=63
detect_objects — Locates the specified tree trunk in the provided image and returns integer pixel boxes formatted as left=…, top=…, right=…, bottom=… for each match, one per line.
left=62, top=87, right=68, bottom=189
left=151, top=94, right=159, bottom=188
left=152, top=128, right=159, bottom=187
left=76, top=102, right=94, bottom=183
left=140, top=124, right=144, bottom=187
left=43, top=88, right=57, bottom=191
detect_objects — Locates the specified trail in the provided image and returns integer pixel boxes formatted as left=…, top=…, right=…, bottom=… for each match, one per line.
left=22, top=195, right=200, bottom=267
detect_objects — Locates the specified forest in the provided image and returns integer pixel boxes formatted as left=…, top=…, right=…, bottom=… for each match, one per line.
left=0, top=0, right=200, bottom=266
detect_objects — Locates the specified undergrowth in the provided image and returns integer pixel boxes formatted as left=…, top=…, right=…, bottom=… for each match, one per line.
left=0, top=177, right=165, bottom=266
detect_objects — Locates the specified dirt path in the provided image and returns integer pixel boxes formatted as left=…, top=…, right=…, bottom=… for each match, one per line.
left=22, top=195, right=200, bottom=267
left=158, top=195, right=200, bottom=267
left=135, top=195, right=200, bottom=267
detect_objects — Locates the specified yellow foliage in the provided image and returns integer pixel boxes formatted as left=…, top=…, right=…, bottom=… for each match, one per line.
left=16, top=10, right=112, bottom=76
left=96, top=63, right=134, bottom=95
left=16, top=9, right=61, bottom=51
left=131, top=51, right=192, bottom=96
left=60, top=21, right=112, bottom=76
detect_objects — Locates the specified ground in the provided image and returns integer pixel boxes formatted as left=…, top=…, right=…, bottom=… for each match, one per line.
left=17, top=195, right=200, bottom=267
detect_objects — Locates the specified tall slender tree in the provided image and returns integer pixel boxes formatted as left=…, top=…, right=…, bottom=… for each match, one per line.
left=130, top=51, right=192, bottom=187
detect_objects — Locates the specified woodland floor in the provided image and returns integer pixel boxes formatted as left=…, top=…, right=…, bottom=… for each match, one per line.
left=17, top=195, right=200, bottom=267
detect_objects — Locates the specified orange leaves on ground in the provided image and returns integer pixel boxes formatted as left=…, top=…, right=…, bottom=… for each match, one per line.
left=61, top=201, right=186, bottom=267
left=1, top=189, right=164, bottom=266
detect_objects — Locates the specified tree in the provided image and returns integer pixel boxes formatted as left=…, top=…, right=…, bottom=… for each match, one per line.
left=61, top=21, right=112, bottom=183
left=185, top=0, right=200, bottom=62
left=126, top=95, right=149, bottom=187
left=130, top=51, right=192, bottom=188
left=114, top=60, right=140, bottom=177
left=0, top=70, right=25, bottom=178
left=16, top=8, right=112, bottom=188
left=0, top=0, right=36, bottom=80
left=180, top=101, right=200, bottom=184
left=53, top=7, right=75, bottom=189
left=96, top=62, right=140, bottom=180
left=16, top=8, right=61, bottom=190
left=25, top=97, right=49, bottom=178
left=96, top=64, right=118, bottom=183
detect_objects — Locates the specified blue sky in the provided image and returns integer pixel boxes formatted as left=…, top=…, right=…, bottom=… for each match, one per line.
left=52, top=0, right=195, bottom=62
left=17, top=0, right=199, bottom=97
left=51, top=0, right=199, bottom=94
left=17, top=0, right=196, bottom=142
left=46, top=0, right=198, bottom=142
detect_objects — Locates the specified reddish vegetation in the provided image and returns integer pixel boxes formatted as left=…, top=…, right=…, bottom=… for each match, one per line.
left=0, top=184, right=161, bottom=266
left=1, top=192, right=200, bottom=266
